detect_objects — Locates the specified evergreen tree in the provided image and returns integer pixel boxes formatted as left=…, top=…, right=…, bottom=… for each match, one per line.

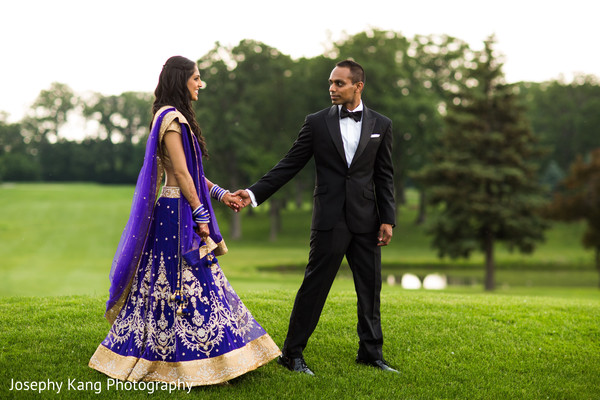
left=415, top=36, right=548, bottom=290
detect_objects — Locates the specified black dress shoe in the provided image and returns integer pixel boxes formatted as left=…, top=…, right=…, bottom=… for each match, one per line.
left=356, top=357, right=399, bottom=373
left=277, top=355, right=315, bottom=376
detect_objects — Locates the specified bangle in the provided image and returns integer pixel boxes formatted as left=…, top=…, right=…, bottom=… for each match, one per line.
left=192, top=204, right=210, bottom=224
left=209, top=185, right=229, bottom=202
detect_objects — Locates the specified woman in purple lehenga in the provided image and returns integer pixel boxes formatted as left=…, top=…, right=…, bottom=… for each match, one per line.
left=89, top=56, right=280, bottom=386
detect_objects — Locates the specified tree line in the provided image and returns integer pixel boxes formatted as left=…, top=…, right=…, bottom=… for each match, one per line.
left=1, top=30, right=599, bottom=289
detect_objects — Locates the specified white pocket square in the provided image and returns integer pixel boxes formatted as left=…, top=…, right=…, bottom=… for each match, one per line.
left=370, top=134, right=380, bottom=138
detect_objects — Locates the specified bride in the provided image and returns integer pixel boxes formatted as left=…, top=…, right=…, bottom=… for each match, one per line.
left=89, top=55, right=280, bottom=386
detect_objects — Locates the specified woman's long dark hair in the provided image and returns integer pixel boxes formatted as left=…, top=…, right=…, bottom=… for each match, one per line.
left=152, top=55, right=208, bottom=157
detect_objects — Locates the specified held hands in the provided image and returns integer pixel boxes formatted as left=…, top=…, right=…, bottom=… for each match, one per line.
left=222, top=191, right=243, bottom=212
left=211, top=186, right=250, bottom=211
left=210, top=184, right=245, bottom=212
left=232, top=189, right=252, bottom=208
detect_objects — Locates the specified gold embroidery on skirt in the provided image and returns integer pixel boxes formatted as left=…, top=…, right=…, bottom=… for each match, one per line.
left=101, top=250, right=269, bottom=364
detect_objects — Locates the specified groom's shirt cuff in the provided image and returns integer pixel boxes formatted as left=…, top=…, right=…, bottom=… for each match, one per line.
left=246, top=189, right=258, bottom=207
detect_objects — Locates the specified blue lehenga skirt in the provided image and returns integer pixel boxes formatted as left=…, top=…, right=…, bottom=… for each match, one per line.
left=89, top=187, right=280, bottom=386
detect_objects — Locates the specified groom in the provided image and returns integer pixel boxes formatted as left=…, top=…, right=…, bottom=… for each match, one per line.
left=236, top=60, right=396, bottom=375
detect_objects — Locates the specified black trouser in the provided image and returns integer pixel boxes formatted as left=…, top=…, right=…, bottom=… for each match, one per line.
left=282, top=217, right=383, bottom=361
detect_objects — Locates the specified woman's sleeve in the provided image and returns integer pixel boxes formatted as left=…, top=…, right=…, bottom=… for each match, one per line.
left=160, top=120, right=182, bottom=143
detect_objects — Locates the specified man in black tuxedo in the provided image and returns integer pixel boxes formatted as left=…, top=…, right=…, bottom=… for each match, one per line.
left=236, top=60, right=396, bottom=375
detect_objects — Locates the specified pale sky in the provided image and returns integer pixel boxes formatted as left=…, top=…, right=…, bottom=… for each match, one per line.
left=1, top=0, right=599, bottom=123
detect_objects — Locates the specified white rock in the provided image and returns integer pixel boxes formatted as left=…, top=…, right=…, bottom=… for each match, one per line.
left=423, top=273, right=447, bottom=290
left=401, top=273, right=421, bottom=290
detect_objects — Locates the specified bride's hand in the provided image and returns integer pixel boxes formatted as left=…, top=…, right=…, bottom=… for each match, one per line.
left=196, top=223, right=210, bottom=238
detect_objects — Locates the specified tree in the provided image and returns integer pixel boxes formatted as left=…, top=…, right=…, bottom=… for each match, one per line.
left=544, top=149, right=600, bottom=287
left=196, top=40, right=297, bottom=240
left=415, top=36, right=548, bottom=291
left=518, top=76, right=600, bottom=179
left=21, top=82, right=77, bottom=144
left=0, top=117, right=40, bottom=181
left=20, top=82, right=78, bottom=181
left=83, top=91, right=152, bottom=183
left=408, top=34, right=472, bottom=224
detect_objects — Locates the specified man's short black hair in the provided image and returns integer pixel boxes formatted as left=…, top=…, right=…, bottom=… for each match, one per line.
left=336, top=59, right=365, bottom=84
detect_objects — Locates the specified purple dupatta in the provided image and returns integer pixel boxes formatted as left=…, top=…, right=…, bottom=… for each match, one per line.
left=105, top=107, right=226, bottom=323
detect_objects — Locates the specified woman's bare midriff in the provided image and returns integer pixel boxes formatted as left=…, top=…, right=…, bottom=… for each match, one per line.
left=164, top=167, right=178, bottom=187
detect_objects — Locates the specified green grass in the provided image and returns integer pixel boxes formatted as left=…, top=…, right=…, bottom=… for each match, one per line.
left=0, top=289, right=599, bottom=399
left=1, top=183, right=599, bottom=399
left=0, top=183, right=598, bottom=297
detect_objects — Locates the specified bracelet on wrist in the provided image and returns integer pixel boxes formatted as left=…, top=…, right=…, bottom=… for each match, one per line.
left=192, top=204, right=210, bottom=224
left=210, top=185, right=229, bottom=203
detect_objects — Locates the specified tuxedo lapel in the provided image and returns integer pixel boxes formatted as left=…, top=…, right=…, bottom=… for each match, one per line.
left=350, top=106, right=375, bottom=167
left=325, top=106, right=348, bottom=165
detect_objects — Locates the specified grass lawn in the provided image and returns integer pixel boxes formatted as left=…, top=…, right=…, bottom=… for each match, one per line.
left=1, top=183, right=599, bottom=399
left=0, top=289, right=599, bottom=399
left=0, top=183, right=598, bottom=297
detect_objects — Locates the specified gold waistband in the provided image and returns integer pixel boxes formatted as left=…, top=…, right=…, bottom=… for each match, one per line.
left=160, top=186, right=180, bottom=198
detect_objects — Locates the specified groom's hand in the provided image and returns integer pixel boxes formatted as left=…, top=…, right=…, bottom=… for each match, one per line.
left=233, top=189, right=252, bottom=208
left=377, top=224, right=393, bottom=246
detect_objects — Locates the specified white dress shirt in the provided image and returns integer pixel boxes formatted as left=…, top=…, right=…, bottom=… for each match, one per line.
left=338, top=101, right=363, bottom=167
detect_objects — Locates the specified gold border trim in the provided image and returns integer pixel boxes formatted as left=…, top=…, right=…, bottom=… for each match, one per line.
left=156, top=106, right=189, bottom=144
left=104, top=277, right=134, bottom=325
left=89, top=334, right=280, bottom=386
left=199, top=236, right=228, bottom=258
left=160, top=186, right=181, bottom=198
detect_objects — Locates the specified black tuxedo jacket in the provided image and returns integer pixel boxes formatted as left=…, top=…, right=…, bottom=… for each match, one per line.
left=249, top=105, right=395, bottom=233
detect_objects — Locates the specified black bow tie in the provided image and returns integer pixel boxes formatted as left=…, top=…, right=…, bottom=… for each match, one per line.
left=340, top=108, right=362, bottom=122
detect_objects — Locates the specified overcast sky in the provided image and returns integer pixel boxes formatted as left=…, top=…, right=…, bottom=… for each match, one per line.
left=2, top=0, right=599, bottom=123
